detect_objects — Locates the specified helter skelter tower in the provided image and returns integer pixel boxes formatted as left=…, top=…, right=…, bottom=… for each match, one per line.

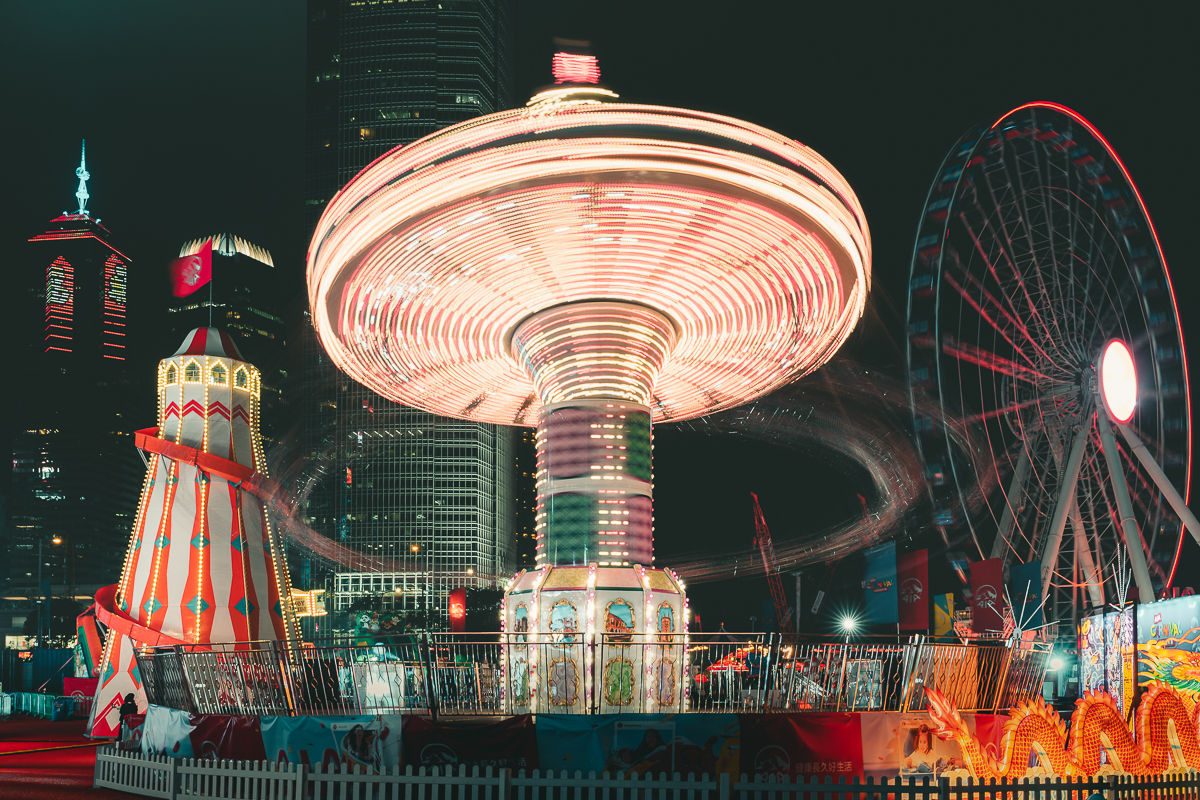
left=308, top=51, right=871, bottom=712
left=86, top=328, right=299, bottom=736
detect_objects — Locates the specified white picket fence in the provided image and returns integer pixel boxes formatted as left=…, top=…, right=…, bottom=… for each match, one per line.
left=97, top=746, right=735, bottom=800
left=96, top=746, right=965, bottom=800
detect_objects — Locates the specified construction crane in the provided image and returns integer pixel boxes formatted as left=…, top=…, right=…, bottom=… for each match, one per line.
left=751, top=493, right=793, bottom=633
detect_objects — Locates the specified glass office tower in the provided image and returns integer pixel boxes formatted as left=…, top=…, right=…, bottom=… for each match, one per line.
left=302, top=0, right=517, bottom=629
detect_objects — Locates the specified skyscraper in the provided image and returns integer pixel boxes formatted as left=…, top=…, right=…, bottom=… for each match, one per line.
left=302, top=0, right=517, bottom=628
left=168, top=234, right=288, bottom=449
left=29, top=142, right=131, bottom=383
left=2, top=143, right=142, bottom=644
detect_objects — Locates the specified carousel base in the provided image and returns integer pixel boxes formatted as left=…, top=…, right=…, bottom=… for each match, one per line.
left=503, top=563, right=687, bottom=714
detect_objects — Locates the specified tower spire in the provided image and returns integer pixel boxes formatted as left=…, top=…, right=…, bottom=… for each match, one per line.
left=74, top=139, right=90, bottom=216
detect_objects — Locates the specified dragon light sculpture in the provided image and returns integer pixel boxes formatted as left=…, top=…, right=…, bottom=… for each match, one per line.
left=925, top=684, right=1200, bottom=778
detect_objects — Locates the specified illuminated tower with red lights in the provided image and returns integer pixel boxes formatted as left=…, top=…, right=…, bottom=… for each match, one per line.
left=307, top=51, right=871, bottom=712
left=29, top=141, right=131, bottom=373
left=86, top=328, right=300, bottom=737
left=3, top=142, right=140, bottom=632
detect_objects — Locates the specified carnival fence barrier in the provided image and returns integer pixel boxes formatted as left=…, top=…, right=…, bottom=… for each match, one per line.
left=135, top=633, right=1050, bottom=717
left=94, top=748, right=1200, bottom=800
left=5, top=691, right=56, bottom=717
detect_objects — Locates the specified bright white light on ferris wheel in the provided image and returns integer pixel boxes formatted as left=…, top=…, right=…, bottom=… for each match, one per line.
left=1101, top=340, right=1138, bottom=423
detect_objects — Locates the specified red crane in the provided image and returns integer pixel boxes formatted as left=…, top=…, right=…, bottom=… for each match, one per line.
left=751, top=493, right=792, bottom=633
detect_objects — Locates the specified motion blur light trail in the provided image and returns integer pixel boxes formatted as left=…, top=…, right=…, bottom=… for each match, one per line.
left=665, top=360, right=929, bottom=583
left=268, top=359, right=986, bottom=586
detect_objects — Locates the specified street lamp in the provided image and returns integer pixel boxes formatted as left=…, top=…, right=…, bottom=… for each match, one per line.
left=37, top=536, right=63, bottom=648
left=411, top=544, right=431, bottom=626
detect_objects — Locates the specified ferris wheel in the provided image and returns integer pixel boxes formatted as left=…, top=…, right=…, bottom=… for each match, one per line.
left=906, top=102, right=1198, bottom=624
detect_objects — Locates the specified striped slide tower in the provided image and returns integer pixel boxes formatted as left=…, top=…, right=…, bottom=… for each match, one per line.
left=86, top=328, right=299, bottom=737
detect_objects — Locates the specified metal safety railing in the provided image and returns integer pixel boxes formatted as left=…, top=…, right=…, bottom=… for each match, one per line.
left=136, top=633, right=1049, bottom=718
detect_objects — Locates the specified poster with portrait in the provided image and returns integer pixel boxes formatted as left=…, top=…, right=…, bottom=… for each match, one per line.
left=261, top=714, right=402, bottom=772
left=859, top=712, right=1004, bottom=780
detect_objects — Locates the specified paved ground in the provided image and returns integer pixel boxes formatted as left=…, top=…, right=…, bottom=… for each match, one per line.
left=0, top=715, right=136, bottom=799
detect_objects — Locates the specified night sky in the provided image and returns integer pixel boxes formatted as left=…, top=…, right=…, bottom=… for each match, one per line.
left=2, top=2, right=1196, bottom=630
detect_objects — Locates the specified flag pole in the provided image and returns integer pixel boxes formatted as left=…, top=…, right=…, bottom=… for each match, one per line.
left=208, top=237, right=214, bottom=326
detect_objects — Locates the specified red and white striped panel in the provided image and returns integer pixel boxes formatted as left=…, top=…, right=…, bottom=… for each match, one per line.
left=88, top=329, right=297, bottom=737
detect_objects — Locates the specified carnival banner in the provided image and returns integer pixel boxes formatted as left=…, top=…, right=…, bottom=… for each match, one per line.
left=63, top=676, right=98, bottom=703
left=139, top=707, right=264, bottom=762
left=969, top=558, right=1004, bottom=634
left=898, top=550, right=929, bottom=631
left=1136, top=596, right=1200, bottom=700
left=933, top=594, right=954, bottom=637
left=261, top=714, right=402, bottom=772
left=536, top=714, right=739, bottom=776
left=1009, top=561, right=1042, bottom=629
left=741, top=713, right=861, bottom=779
left=141, top=705, right=196, bottom=758
left=138, top=707, right=401, bottom=771
left=863, top=543, right=898, bottom=624
left=404, top=715, right=536, bottom=771
left=189, top=714, right=267, bottom=762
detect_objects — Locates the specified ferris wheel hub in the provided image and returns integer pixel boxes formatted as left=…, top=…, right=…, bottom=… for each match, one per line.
left=1100, top=340, right=1138, bottom=423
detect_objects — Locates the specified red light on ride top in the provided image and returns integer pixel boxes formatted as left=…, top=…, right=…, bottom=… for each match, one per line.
left=552, top=52, right=600, bottom=84
left=1101, top=340, right=1137, bottom=423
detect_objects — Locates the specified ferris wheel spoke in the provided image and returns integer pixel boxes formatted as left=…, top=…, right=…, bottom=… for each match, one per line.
left=1038, top=417, right=1091, bottom=601
left=1089, top=271, right=1139, bottom=339
left=1006, top=150, right=1064, bottom=336
left=1080, top=483, right=1110, bottom=593
left=941, top=334, right=1053, bottom=383
left=1070, top=497, right=1106, bottom=608
left=1118, top=422, right=1200, bottom=551
left=958, top=209, right=1059, bottom=349
left=964, top=396, right=1045, bottom=425
left=945, top=248, right=1057, bottom=366
left=1095, top=410, right=1156, bottom=602
left=1022, top=145, right=1080, bottom=351
left=982, top=164, right=1064, bottom=346
left=941, top=269, right=1039, bottom=368
left=990, top=438, right=1034, bottom=561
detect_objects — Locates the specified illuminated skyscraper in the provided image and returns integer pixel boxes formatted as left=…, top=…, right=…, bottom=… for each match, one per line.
left=2, top=143, right=142, bottom=642
left=29, top=142, right=131, bottom=380
left=302, top=0, right=516, bottom=627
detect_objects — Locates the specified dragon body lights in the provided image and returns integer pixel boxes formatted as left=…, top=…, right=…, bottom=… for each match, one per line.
left=926, top=684, right=1200, bottom=778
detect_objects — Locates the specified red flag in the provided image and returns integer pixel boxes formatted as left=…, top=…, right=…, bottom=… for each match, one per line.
left=448, top=587, right=466, bottom=633
left=897, top=549, right=929, bottom=631
left=168, top=239, right=212, bottom=297
left=970, top=558, right=1005, bottom=634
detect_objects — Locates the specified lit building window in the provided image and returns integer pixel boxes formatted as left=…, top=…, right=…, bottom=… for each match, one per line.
left=234, top=367, right=248, bottom=389
left=184, top=361, right=201, bottom=383
left=211, top=363, right=227, bottom=385
left=165, top=365, right=177, bottom=384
